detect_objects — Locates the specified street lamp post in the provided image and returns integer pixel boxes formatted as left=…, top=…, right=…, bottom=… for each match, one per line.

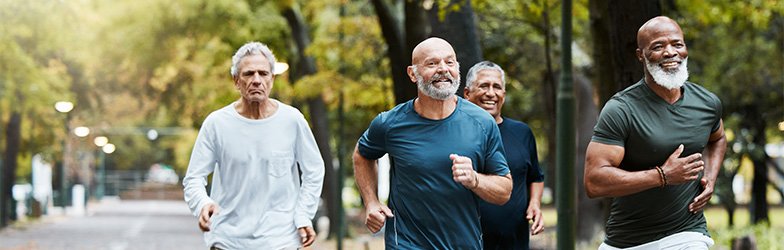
left=93, top=136, right=108, bottom=200
left=102, top=143, right=116, bottom=197
left=54, top=101, right=73, bottom=209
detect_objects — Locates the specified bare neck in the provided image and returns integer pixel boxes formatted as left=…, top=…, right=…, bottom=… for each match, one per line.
left=645, top=76, right=682, bottom=104
left=235, top=98, right=278, bottom=120
left=414, top=94, right=458, bottom=120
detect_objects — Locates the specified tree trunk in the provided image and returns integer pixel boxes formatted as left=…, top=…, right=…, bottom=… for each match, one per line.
left=574, top=73, right=605, bottom=241
left=372, top=0, right=418, bottom=104
left=426, top=0, right=482, bottom=96
left=281, top=6, right=339, bottom=238
left=747, top=112, right=769, bottom=224
left=540, top=0, right=558, bottom=203
left=405, top=0, right=430, bottom=58
left=727, top=207, right=735, bottom=227
left=1, top=112, right=21, bottom=227
left=589, top=0, right=661, bottom=106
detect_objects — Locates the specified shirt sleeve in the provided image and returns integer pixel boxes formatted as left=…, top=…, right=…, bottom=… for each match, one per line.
left=483, top=120, right=510, bottom=176
left=591, top=99, right=630, bottom=147
left=293, top=114, right=325, bottom=228
left=525, top=128, right=545, bottom=183
left=182, top=117, right=218, bottom=217
left=709, top=93, right=723, bottom=133
left=357, top=112, right=389, bottom=160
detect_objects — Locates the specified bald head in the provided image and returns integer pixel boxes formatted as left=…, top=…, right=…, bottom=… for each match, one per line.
left=637, top=16, right=684, bottom=49
left=411, top=37, right=456, bottom=65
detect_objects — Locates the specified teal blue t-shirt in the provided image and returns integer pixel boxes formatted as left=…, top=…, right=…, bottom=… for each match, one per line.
left=358, top=97, right=510, bottom=249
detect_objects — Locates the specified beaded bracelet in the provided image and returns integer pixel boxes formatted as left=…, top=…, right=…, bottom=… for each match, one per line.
left=655, top=166, right=667, bottom=187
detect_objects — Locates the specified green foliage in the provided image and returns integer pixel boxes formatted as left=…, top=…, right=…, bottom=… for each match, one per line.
left=0, top=0, right=83, bottom=178
left=676, top=1, right=784, bottom=214
left=296, top=1, right=394, bottom=201
left=473, top=0, right=591, bottom=162
left=710, top=223, right=784, bottom=250
left=678, top=0, right=783, bottom=131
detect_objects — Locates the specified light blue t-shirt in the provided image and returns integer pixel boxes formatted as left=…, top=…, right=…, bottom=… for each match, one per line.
left=358, top=97, right=510, bottom=249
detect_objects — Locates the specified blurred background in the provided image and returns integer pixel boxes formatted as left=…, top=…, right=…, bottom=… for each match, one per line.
left=0, top=0, right=781, bottom=249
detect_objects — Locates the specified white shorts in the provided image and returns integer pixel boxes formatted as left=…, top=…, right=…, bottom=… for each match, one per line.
left=598, top=231, right=714, bottom=250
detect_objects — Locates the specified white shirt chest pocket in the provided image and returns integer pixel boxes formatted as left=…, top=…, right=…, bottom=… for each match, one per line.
left=268, top=156, right=295, bottom=178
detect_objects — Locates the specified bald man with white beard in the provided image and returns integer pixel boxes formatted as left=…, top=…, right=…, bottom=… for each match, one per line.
left=353, top=37, right=512, bottom=249
left=584, top=16, right=727, bottom=249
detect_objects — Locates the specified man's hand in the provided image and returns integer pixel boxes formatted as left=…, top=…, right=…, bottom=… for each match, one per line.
left=198, top=203, right=219, bottom=232
left=661, top=144, right=704, bottom=185
left=298, top=226, right=317, bottom=247
left=450, top=154, right=477, bottom=189
left=689, top=177, right=714, bottom=213
left=364, top=202, right=393, bottom=233
left=526, top=204, right=544, bottom=235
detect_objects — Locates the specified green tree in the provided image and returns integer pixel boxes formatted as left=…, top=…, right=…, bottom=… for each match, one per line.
left=677, top=0, right=784, bottom=224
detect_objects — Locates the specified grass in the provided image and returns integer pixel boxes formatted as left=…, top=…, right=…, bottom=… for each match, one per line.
left=705, top=206, right=784, bottom=250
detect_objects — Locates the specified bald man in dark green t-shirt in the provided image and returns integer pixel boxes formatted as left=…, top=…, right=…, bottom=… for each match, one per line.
left=584, top=16, right=727, bottom=249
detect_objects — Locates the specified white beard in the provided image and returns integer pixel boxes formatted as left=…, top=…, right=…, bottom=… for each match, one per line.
left=413, top=66, right=460, bottom=100
left=645, top=56, right=689, bottom=90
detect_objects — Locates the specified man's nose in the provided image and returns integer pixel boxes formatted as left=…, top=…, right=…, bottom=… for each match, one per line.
left=435, top=61, right=449, bottom=73
left=663, top=45, right=678, bottom=58
left=485, top=87, right=497, bottom=96
left=250, top=73, right=262, bottom=85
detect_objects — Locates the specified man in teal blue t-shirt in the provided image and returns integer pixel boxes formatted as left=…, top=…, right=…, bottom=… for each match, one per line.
left=584, top=16, right=726, bottom=249
left=353, top=38, right=512, bottom=249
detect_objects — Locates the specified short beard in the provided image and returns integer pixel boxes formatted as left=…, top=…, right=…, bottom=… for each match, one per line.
left=412, top=65, right=460, bottom=100
left=645, top=56, right=689, bottom=90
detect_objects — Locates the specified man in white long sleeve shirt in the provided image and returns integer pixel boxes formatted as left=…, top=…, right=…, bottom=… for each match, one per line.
left=183, top=41, right=325, bottom=250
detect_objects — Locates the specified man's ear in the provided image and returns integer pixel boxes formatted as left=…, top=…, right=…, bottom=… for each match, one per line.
left=233, top=76, right=240, bottom=89
left=636, top=48, right=644, bottom=63
left=406, top=66, right=417, bottom=83
left=463, top=87, right=470, bottom=97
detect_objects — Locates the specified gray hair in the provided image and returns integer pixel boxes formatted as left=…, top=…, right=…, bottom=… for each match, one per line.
left=230, top=41, right=276, bottom=77
left=465, top=61, right=506, bottom=89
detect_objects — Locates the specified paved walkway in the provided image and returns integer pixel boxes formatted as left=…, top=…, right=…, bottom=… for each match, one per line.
left=0, top=199, right=204, bottom=250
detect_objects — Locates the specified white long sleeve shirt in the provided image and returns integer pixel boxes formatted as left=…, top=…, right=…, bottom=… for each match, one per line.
left=183, top=100, right=325, bottom=249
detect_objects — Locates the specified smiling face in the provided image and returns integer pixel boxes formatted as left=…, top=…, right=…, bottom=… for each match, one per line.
left=464, top=69, right=505, bottom=121
left=234, top=54, right=274, bottom=103
left=637, top=17, right=689, bottom=89
left=407, top=38, right=461, bottom=100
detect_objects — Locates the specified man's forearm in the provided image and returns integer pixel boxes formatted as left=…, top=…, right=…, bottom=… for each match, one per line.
left=472, top=173, right=512, bottom=205
left=528, top=182, right=544, bottom=205
left=353, top=148, right=380, bottom=206
left=703, top=135, right=727, bottom=184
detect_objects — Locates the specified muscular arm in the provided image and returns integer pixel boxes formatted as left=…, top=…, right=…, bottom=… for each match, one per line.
left=353, top=145, right=380, bottom=208
left=583, top=142, right=662, bottom=198
left=353, top=144, right=393, bottom=232
left=689, top=120, right=726, bottom=212
left=472, top=173, right=512, bottom=205
left=451, top=155, right=512, bottom=205
left=701, top=120, right=726, bottom=190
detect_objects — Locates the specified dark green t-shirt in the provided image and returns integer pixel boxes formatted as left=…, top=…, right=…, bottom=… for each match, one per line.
left=591, top=80, right=722, bottom=248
